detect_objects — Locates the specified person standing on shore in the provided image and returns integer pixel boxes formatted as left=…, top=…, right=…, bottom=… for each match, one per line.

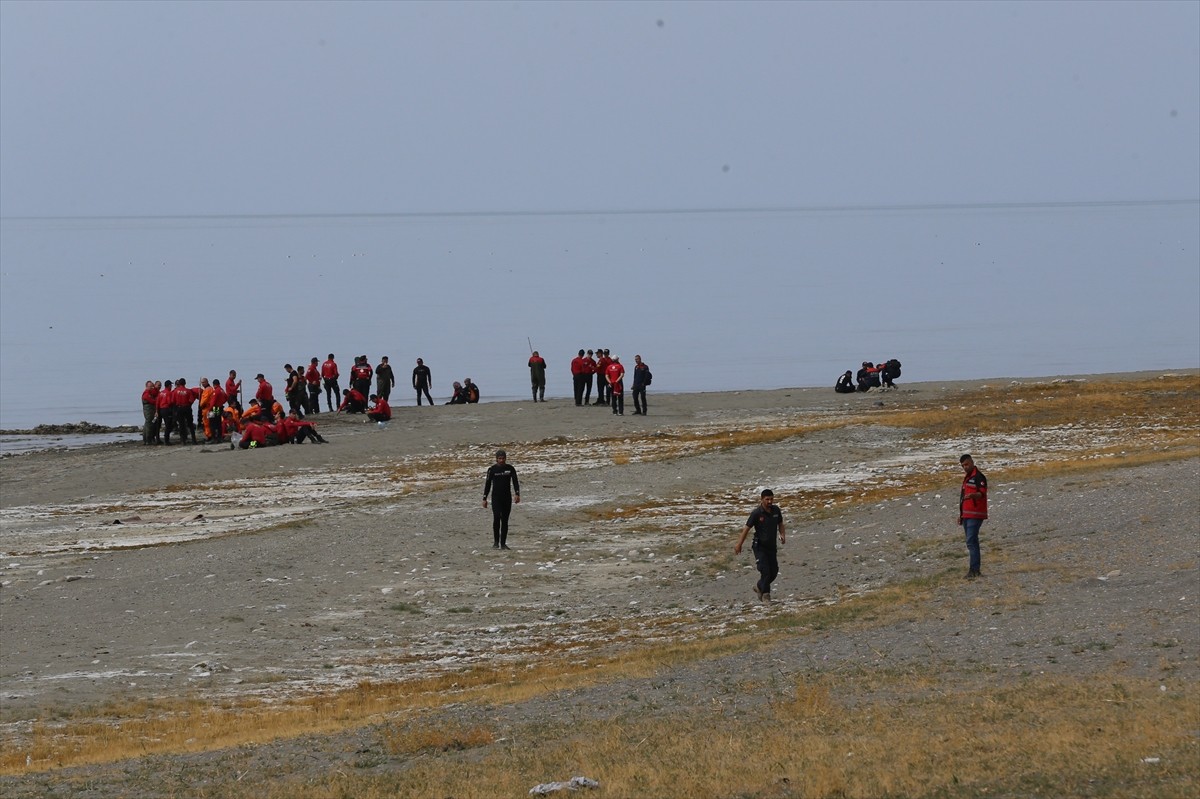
left=958, top=454, right=988, bottom=579
left=305, top=358, right=321, bottom=414
left=631, top=354, right=652, bottom=415
left=605, top=355, right=625, bottom=415
left=321, top=354, right=340, bottom=412
left=734, top=489, right=786, bottom=602
left=570, top=350, right=587, bottom=406
left=412, top=358, right=434, bottom=405
left=141, top=381, right=158, bottom=445
left=225, top=370, right=242, bottom=412
left=156, top=380, right=175, bottom=444
left=483, top=449, right=520, bottom=549
left=528, top=351, right=547, bottom=402
left=594, top=349, right=612, bottom=406
left=583, top=349, right=597, bottom=405
left=376, top=356, right=396, bottom=401
left=172, top=378, right=199, bottom=444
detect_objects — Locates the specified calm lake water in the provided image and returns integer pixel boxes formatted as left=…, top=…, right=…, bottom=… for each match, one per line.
left=1, top=202, right=1197, bottom=431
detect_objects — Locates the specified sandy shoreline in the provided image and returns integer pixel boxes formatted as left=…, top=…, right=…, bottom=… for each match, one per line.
left=1, top=369, right=1197, bottom=780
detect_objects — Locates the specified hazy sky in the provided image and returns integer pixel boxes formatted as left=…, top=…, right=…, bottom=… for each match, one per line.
left=2, top=0, right=1197, bottom=217
left=0, top=1, right=1197, bottom=429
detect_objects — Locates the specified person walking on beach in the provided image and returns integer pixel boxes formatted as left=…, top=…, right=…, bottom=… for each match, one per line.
left=735, top=489, right=786, bottom=602
left=631, top=354, right=652, bottom=415
left=412, top=358, right=434, bottom=405
left=376, top=356, right=396, bottom=401
left=321, top=354, right=340, bottom=412
left=528, top=351, right=547, bottom=402
left=958, top=454, right=988, bottom=579
left=483, top=449, right=520, bottom=549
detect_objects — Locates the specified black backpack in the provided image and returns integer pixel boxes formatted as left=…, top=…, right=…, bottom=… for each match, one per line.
left=644, top=369, right=652, bottom=385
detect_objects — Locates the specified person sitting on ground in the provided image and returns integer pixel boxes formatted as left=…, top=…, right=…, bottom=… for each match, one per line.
left=282, top=410, right=328, bottom=443
left=856, top=361, right=881, bottom=392
left=367, top=394, right=392, bottom=422
left=464, top=378, right=480, bottom=403
left=446, top=381, right=468, bottom=404
left=835, top=370, right=856, bottom=393
left=338, top=387, right=368, bottom=413
left=238, top=418, right=279, bottom=449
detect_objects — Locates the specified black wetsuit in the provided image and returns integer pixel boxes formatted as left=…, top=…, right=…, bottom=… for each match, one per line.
left=484, top=462, right=521, bottom=548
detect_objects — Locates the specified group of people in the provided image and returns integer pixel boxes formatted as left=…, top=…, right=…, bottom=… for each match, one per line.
left=567, top=349, right=653, bottom=415
left=835, top=359, right=902, bottom=393
left=138, top=371, right=329, bottom=448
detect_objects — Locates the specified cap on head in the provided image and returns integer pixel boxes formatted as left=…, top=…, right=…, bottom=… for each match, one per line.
left=495, top=449, right=507, bottom=458
left=255, top=373, right=265, bottom=380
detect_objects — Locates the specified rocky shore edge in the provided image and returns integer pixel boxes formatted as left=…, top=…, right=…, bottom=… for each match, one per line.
left=0, top=421, right=140, bottom=436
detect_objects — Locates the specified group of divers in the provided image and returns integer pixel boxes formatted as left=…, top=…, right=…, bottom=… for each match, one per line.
left=835, top=359, right=902, bottom=393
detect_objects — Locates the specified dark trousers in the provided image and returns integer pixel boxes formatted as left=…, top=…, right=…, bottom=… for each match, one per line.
left=752, top=542, right=779, bottom=595
left=177, top=407, right=197, bottom=442
left=573, top=374, right=585, bottom=405
left=354, top=378, right=371, bottom=398
left=378, top=382, right=392, bottom=400
left=492, top=497, right=512, bottom=546
left=415, top=385, right=433, bottom=405
left=583, top=374, right=594, bottom=404
left=324, top=378, right=340, bottom=412
left=307, top=386, right=321, bottom=413
left=611, top=389, right=624, bottom=415
left=595, top=376, right=608, bottom=405
left=632, top=386, right=646, bottom=414
left=293, top=427, right=325, bottom=444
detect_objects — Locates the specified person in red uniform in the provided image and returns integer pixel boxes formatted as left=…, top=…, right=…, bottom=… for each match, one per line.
left=351, top=356, right=373, bottom=399
left=254, top=373, right=275, bottom=407
left=570, top=349, right=587, bottom=406
left=225, top=370, right=242, bottom=412
left=305, top=358, right=322, bottom=414
left=604, top=356, right=625, bottom=416
left=141, top=381, right=158, bottom=445
left=338, top=387, right=368, bottom=413
left=582, top=350, right=597, bottom=405
left=367, top=394, right=392, bottom=422
left=594, top=349, right=612, bottom=406
left=155, top=380, right=175, bottom=444
left=321, top=354, right=340, bottom=412
left=958, top=454, right=988, bottom=579
left=281, top=410, right=328, bottom=443
left=172, top=378, right=199, bottom=444
left=238, top=418, right=276, bottom=449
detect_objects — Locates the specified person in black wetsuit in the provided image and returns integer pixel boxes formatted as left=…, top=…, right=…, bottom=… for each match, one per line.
left=483, top=449, right=521, bottom=550
left=835, top=370, right=856, bottom=393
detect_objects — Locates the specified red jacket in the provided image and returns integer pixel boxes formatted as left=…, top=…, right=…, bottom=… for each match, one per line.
left=305, top=364, right=320, bottom=386
left=211, top=384, right=227, bottom=408
left=351, top=363, right=372, bottom=382
left=156, top=390, right=174, bottom=411
left=570, top=356, right=586, bottom=376
left=583, top=357, right=597, bottom=375
left=172, top=386, right=197, bottom=408
left=321, top=359, right=339, bottom=379
left=256, top=380, right=274, bottom=404
left=141, top=386, right=158, bottom=404
left=960, top=468, right=988, bottom=520
left=368, top=397, right=392, bottom=420
left=225, top=376, right=240, bottom=398
left=339, top=388, right=367, bottom=411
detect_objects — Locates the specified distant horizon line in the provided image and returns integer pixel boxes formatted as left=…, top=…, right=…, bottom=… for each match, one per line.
left=2, top=198, right=1198, bottom=223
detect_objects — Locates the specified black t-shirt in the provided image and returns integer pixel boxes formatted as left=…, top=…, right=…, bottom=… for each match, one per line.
left=746, top=505, right=783, bottom=548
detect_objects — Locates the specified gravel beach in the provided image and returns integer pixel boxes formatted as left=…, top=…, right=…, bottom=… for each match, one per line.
left=1, top=372, right=1196, bottom=796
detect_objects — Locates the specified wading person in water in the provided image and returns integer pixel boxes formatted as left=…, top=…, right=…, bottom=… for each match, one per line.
left=734, top=489, right=786, bottom=602
left=483, top=449, right=520, bottom=550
